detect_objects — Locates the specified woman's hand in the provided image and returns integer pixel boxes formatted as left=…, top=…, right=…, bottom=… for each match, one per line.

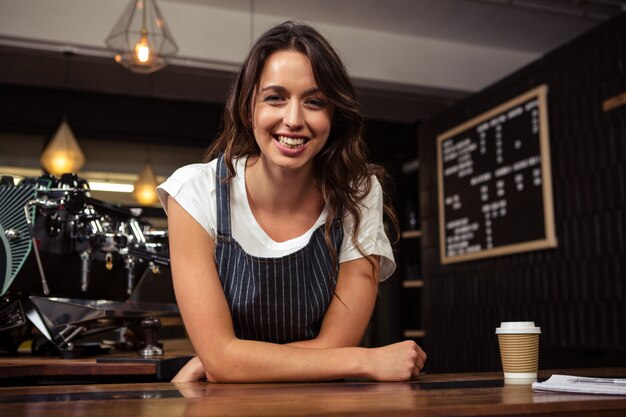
left=172, top=356, right=210, bottom=382
left=365, top=340, right=427, bottom=381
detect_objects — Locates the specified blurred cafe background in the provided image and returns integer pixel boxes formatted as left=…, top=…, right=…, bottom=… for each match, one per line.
left=0, top=0, right=625, bottom=373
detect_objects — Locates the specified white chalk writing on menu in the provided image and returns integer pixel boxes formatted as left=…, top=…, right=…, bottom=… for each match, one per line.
left=441, top=97, right=544, bottom=258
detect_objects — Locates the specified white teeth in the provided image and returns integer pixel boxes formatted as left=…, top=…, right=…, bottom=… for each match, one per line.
left=277, top=135, right=305, bottom=147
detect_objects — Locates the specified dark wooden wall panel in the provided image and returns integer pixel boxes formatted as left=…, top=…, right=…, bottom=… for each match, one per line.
left=419, top=12, right=626, bottom=373
left=0, top=83, right=223, bottom=147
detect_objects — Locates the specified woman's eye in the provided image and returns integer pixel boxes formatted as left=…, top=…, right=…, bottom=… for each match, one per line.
left=263, top=95, right=284, bottom=103
left=306, top=98, right=327, bottom=108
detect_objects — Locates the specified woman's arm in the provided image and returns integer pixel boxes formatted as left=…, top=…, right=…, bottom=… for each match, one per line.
left=286, top=254, right=378, bottom=349
left=168, top=196, right=425, bottom=382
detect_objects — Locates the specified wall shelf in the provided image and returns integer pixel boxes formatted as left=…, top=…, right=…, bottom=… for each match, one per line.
left=403, top=329, right=426, bottom=338
left=397, top=163, right=423, bottom=346
left=402, top=280, right=424, bottom=288
left=401, top=230, right=422, bottom=239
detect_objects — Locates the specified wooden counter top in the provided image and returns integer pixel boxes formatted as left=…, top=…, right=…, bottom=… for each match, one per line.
left=0, top=368, right=625, bottom=416
left=0, top=355, right=157, bottom=377
left=0, top=339, right=194, bottom=384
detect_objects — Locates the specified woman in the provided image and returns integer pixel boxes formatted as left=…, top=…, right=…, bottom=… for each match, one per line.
left=158, top=21, right=426, bottom=382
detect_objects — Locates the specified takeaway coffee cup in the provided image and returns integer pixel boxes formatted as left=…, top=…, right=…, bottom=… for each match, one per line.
left=496, top=321, right=541, bottom=384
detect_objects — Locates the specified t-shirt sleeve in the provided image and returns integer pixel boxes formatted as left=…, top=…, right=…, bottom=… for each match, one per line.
left=156, top=163, right=217, bottom=239
left=339, top=177, right=396, bottom=281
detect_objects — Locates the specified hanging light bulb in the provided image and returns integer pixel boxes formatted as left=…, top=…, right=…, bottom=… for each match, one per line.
left=132, top=161, right=159, bottom=206
left=40, top=119, right=85, bottom=176
left=134, top=28, right=151, bottom=64
left=105, top=0, right=178, bottom=74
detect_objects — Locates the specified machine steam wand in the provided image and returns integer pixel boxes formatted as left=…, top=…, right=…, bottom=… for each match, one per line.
left=24, top=200, right=52, bottom=295
left=80, top=249, right=91, bottom=292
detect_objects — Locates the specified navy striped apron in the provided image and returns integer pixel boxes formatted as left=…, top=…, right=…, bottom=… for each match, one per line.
left=214, top=155, right=343, bottom=344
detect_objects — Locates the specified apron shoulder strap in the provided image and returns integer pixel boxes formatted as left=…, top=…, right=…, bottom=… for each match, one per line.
left=215, top=153, right=232, bottom=237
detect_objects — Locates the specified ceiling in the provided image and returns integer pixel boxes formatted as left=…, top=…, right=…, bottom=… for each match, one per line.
left=182, top=0, right=619, bottom=52
left=0, top=0, right=624, bottom=123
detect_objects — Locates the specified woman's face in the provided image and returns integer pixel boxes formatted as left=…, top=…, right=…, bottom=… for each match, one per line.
left=252, top=49, right=332, bottom=173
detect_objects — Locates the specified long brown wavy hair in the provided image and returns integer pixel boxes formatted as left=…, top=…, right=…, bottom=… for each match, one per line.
left=205, top=21, right=398, bottom=279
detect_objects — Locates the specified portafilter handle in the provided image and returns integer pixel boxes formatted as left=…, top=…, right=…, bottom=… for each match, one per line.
left=138, top=317, right=164, bottom=357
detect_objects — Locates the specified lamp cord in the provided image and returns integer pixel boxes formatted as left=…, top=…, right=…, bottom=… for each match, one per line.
left=142, top=0, right=147, bottom=29
left=249, top=0, right=255, bottom=47
left=62, top=49, right=74, bottom=121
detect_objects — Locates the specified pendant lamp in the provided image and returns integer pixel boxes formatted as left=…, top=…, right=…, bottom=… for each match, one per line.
left=132, top=161, right=159, bottom=206
left=105, top=0, right=179, bottom=74
left=40, top=119, right=85, bottom=176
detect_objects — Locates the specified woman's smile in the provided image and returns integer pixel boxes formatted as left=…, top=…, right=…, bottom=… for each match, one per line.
left=275, top=134, right=308, bottom=148
left=272, top=133, right=311, bottom=157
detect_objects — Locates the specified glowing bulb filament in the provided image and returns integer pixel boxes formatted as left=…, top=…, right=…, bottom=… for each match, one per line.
left=134, top=33, right=151, bottom=63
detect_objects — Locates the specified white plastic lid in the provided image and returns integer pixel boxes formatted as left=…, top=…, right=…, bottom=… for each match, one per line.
left=495, top=321, right=541, bottom=334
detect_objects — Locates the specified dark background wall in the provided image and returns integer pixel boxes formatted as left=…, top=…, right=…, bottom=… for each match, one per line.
left=0, top=83, right=222, bottom=148
left=419, top=12, right=626, bottom=373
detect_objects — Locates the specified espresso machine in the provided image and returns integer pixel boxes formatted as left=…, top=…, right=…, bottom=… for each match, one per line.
left=0, top=173, right=178, bottom=358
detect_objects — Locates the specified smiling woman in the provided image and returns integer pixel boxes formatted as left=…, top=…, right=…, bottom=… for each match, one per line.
left=156, top=21, right=426, bottom=383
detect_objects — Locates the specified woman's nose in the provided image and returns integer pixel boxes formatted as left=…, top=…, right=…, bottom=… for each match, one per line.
left=283, top=102, right=304, bottom=130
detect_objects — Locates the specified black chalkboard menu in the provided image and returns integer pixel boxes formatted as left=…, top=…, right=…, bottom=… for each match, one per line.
left=437, top=85, right=557, bottom=264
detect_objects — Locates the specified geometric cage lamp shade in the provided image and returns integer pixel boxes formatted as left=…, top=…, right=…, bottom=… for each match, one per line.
left=105, top=0, right=179, bottom=74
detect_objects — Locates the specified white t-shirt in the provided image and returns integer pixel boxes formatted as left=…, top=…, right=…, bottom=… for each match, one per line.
left=157, top=156, right=396, bottom=281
